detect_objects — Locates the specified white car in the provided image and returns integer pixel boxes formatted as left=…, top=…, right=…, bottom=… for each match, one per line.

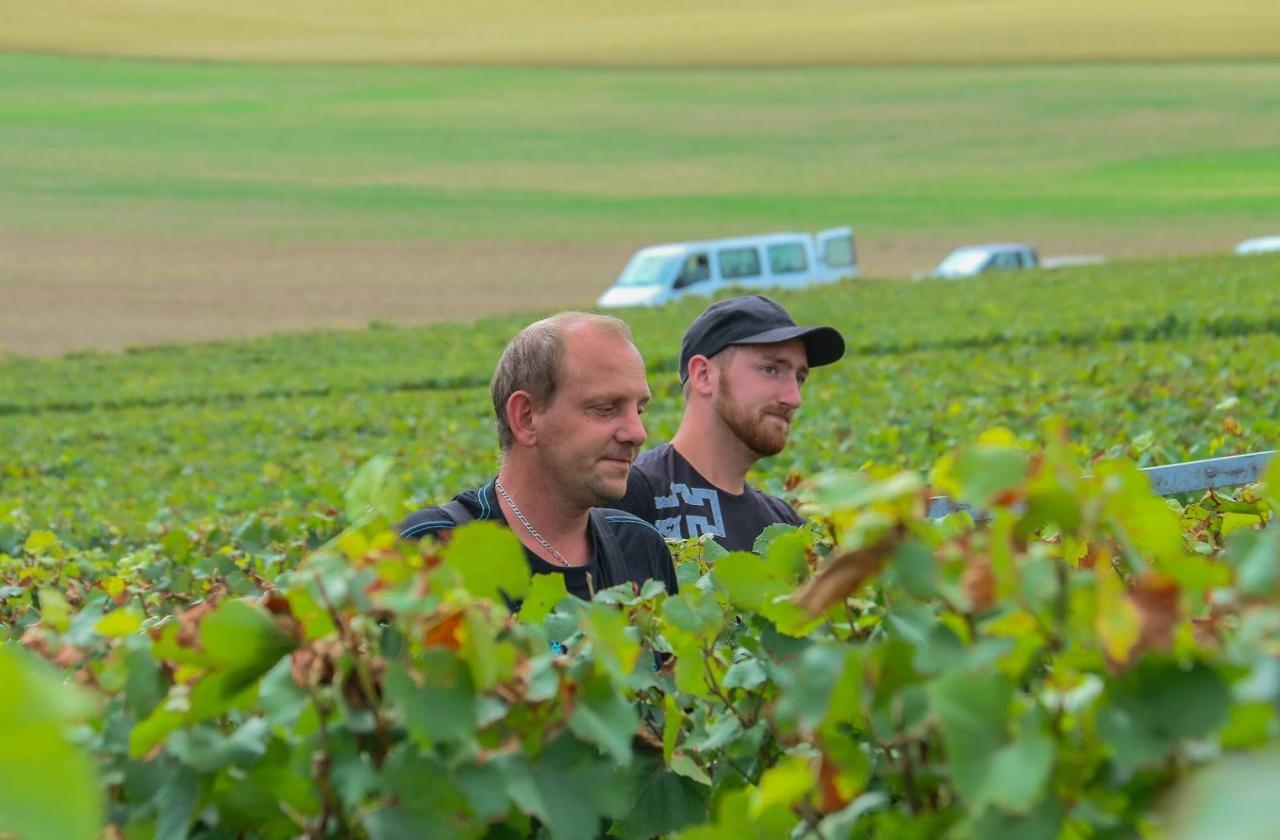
left=1235, top=235, right=1280, bottom=255
left=596, top=227, right=856, bottom=308
left=926, top=243, right=1039, bottom=279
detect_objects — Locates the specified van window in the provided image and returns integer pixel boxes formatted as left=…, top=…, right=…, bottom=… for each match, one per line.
left=823, top=236, right=854, bottom=269
left=674, top=253, right=711, bottom=289
left=767, top=242, right=808, bottom=274
left=718, top=247, right=762, bottom=280
left=616, top=253, right=677, bottom=287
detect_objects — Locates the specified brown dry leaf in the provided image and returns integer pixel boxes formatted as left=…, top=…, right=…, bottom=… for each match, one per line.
left=52, top=645, right=86, bottom=668
left=493, top=682, right=523, bottom=705
left=1223, top=416, right=1244, bottom=436
left=261, top=591, right=292, bottom=616
left=174, top=599, right=218, bottom=650
left=20, top=623, right=49, bottom=656
left=961, top=558, right=996, bottom=613
left=792, top=545, right=889, bottom=616
left=991, top=488, right=1026, bottom=508
left=1129, top=573, right=1180, bottom=657
left=290, top=638, right=341, bottom=689
left=817, top=753, right=851, bottom=814
left=424, top=610, right=465, bottom=650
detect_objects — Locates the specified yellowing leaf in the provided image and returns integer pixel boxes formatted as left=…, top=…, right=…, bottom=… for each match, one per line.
left=37, top=587, right=71, bottom=633
left=337, top=531, right=369, bottom=562
left=752, top=755, right=812, bottom=816
left=24, top=530, right=59, bottom=555
left=95, top=610, right=142, bottom=638
left=1096, top=556, right=1141, bottom=666
left=977, top=427, right=1018, bottom=447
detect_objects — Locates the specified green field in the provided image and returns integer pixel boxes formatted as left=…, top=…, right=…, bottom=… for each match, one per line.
left=3, top=54, right=1279, bottom=355
left=5, top=253, right=1277, bottom=549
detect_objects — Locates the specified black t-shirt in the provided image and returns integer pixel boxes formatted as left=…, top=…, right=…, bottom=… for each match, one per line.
left=398, top=480, right=678, bottom=601
left=616, top=443, right=803, bottom=553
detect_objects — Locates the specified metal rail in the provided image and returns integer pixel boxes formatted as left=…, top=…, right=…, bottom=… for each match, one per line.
left=926, top=450, right=1275, bottom=520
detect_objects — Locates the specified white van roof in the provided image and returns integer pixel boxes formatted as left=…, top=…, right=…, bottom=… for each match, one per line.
left=639, top=231, right=815, bottom=254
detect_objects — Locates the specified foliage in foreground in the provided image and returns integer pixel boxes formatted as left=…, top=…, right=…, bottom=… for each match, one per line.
left=2, top=430, right=1279, bottom=839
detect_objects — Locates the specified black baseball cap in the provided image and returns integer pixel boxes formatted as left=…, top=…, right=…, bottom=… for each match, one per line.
left=678, top=295, right=846, bottom=383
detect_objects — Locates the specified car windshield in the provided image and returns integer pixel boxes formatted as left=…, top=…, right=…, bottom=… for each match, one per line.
left=934, top=249, right=989, bottom=275
left=615, top=253, right=678, bottom=287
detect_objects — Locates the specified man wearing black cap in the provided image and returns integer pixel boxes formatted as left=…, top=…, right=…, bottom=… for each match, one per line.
left=616, top=295, right=845, bottom=552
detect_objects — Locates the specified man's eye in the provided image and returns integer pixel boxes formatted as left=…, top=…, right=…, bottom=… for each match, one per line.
left=761, top=365, right=778, bottom=376
left=592, top=405, right=617, bottom=416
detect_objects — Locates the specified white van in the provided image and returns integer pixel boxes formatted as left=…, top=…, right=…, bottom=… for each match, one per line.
left=596, top=227, right=856, bottom=308
left=1235, top=235, right=1280, bottom=255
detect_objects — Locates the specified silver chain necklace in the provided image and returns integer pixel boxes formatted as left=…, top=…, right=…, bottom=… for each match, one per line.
left=494, top=478, right=571, bottom=567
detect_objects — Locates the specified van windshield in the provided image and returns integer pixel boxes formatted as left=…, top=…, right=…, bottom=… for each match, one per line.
left=616, top=253, right=678, bottom=287
left=934, top=249, right=989, bottom=276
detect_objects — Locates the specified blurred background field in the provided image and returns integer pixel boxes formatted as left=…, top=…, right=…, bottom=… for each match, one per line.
left=2, top=53, right=1278, bottom=355
left=6, top=0, right=1279, bottom=65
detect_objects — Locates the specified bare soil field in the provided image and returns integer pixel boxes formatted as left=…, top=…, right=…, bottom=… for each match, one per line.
left=0, top=230, right=1243, bottom=357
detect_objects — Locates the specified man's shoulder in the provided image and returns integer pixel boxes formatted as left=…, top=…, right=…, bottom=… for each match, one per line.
left=595, top=507, right=665, bottom=542
left=743, top=484, right=805, bottom=525
left=398, top=485, right=494, bottom=540
left=631, top=444, right=676, bottom=478
left=398, top=506, right=457, bottom=540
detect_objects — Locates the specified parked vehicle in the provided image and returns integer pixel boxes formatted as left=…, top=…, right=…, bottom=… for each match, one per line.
left=926, top=243, right=1039, bottom=279
left=1235, top=235, right=1280, bottom=255
left=596, top=227, right=856, bottom=308
left=925, top=243, right=1105, bottom=279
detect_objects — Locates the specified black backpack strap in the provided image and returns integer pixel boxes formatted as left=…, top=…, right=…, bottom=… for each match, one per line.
left=441, top=499, right=474, bottom=527
left=588, top=508, right=631, bottom=592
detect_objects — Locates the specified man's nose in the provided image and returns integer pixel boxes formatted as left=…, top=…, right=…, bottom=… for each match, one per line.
left=778, top=375, right=803, bottom=408
left=617, top=405, right=647, bottom=446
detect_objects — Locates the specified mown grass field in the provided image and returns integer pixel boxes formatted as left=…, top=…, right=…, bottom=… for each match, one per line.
left=3, top=54, right=1278, bottom=355
left=7, top=0, right=1279, bottom=65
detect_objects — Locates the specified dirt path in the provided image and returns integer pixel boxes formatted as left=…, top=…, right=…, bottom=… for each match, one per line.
left=0, top=231, right=1244, bottom=357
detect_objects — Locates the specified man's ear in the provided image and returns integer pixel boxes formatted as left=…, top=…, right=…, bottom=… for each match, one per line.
left=686, top=355, right=716, bottom=397
left=506, top=391, right=538, bottom=447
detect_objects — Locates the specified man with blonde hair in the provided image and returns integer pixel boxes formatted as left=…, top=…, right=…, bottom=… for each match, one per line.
left=399, top=312, right=676, bottom=599
left=618, top=295, right=845, bottom=552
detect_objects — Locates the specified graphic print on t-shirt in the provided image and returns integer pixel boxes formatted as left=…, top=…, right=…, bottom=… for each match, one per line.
left=654, top=482, right=724, bottom=541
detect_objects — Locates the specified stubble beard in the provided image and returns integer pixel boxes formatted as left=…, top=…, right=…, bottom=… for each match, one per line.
left=578, top=469, right=627, bottom=507
left=548, top=446, right=634, bottom=509
left=714, top=380, right=791, bottom=458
